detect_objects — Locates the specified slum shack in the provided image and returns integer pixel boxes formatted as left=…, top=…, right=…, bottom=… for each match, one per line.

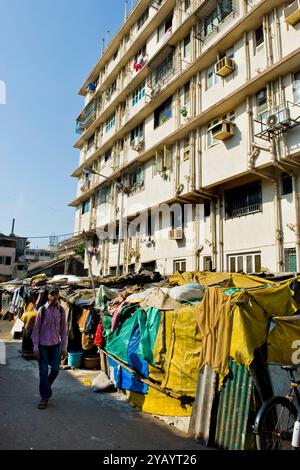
left=1, top=270, right=300, bottom=449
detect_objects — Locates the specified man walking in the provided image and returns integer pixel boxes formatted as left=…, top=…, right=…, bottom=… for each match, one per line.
left=32, top=288, right=68, bottom=409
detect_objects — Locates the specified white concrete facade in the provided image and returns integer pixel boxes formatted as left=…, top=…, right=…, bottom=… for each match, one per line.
left=71, top=0, right=300, bottom=276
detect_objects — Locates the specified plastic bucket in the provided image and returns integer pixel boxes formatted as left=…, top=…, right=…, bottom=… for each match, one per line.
left=68, top=352, right=83, bottom=368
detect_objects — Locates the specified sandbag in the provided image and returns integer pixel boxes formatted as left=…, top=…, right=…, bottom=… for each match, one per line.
left=91, top=371, right=114, bottom=392
left=169, top=283, right=205, bottom=303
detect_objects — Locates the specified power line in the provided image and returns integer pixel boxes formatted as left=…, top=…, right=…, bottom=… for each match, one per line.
left=27, top=231, right=80, bottom=240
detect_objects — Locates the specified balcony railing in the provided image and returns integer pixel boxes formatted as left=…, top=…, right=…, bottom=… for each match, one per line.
left=195, top=0, right=236, bottom=42
left=76, top=100, right=97, bottom=135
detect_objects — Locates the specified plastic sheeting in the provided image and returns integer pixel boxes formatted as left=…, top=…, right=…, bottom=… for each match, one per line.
left=108, top=357, right=148, bottom=394
left=268, top=315, right=300, bottom=364
left=150, top=306, right=202, bottom=398
left=195, top=279, right=300, bottom=386
left=169, top=271, right=273, bottom=288
left=104, top=306, right=161, bottom=368
left=130, top=388, right=193, bottom=416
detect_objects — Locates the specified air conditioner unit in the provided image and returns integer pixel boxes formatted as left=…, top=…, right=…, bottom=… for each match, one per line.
left=215, top=57, right=235, bottom=77
left=209, top=120, right=235, bottom=140
left=169, top=229, right=184, bottom=240
left=131, top=136, right=144, bottom=151
left=266, top=108, right=290, bottom=128
left=284, top=0, right=300, bottom=26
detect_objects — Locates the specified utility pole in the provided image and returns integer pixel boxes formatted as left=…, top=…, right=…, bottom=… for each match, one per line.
left=83, top=230, right=96, bottom=298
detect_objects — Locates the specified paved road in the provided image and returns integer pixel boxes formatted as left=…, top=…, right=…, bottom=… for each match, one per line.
left=0, top=320, right=203, bottom=451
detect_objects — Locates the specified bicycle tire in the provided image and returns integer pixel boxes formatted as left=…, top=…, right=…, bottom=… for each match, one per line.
left=254, top=396, right=298, bottom=450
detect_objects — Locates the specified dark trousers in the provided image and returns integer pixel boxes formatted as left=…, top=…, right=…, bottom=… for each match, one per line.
left=39, top=343, right=61, bottom=401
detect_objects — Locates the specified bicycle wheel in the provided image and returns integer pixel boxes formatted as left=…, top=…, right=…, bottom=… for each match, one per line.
left=254, top=396, right=298, bottom=450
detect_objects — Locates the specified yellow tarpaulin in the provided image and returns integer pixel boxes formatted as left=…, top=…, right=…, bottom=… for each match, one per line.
left=268, top=315, right=300, bottom=364
left=195, top=279, right=300, bottom=386
left=169, top=271, right=274, bottom=288
left=130, top=305, right=202, bottom=415
left=130, top=387, right=193, bottom=416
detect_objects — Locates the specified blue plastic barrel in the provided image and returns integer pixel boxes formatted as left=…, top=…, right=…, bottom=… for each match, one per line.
left=68, top=352, right=83, bottom=368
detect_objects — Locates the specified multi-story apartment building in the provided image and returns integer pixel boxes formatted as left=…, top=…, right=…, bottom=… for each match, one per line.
left=70, top=0, right=300, bottom=276
left=0, top=234, right=16, bottom=282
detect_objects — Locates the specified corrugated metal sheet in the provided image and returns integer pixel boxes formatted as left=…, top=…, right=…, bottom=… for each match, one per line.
left=188, top=365, right=218, bottom=446
left=214, top=361, right=253, bottom=450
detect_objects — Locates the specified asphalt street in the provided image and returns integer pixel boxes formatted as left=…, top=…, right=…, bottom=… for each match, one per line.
left=0, top=320, right=203, bottom=451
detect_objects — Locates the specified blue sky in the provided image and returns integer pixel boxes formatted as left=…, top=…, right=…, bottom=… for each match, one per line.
left=0, top=0, right=128, bottom=247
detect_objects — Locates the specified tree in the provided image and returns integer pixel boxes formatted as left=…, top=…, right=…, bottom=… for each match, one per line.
left=74, top=243, right=85, bottom=259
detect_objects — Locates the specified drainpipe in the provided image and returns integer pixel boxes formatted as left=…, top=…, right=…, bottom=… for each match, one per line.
left=210, top=199, right=217, bottom=271
left=274, top=7, right=282, bottom=61
left=190, top=130, right=196, bottom=191
left=176, top=88, right=181, bottom=129
left=266, top=12, right=274, bottom=66
left=293, top=174, right=300, bottom=271
left=249, top=143, right=283, bottom=272
left=175, top=141, right=181, bottom=196
left=263, top=16, right=270, bottom=68
left=218, top=197, right=224, bottom=272
left=248, top=93, right=283, bottom=272
left=244, top=32, right=251, bottom=82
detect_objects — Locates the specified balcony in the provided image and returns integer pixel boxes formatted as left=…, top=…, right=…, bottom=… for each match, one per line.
left=76, top=100, right=97, bottom=135
left=195, top=0, right=237, bottom=43
left=147, top=47, right=176, bottom=95
left=254, top=102, right=300, bottom=141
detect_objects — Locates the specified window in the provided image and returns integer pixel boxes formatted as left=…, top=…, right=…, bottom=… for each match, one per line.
left=97, top=185, right=111, bottom=204
left=256, top=89, right=268, bottom=122
left=285, top=248, right=297, bottom=272
left=129, top=167, right=143, bottom=186
left=0, top=257, right=12, bottom=266
left=87, top=134, right=95, bottom=151
left=184, top=82, right=190, bottom=106
left=173, top=259, right=187, bottom=273
left=203, top=1, right=233, bottom=38
left=132, top=83, right=145, bottom=106
left=204, top=200, right=211, bottom=218
left=183, top=137, right=190, bottom=161
left=206, top=65, right=220, bottom=89
left=293, top=71, right=300, bottom=103
left=104, top=150, right=112, bottom=163
left=147, top=213, right=154, bottom=236
left=203, top=256, right=212, bottom=271
left=157, top=12, right=173, bottom=42
left=170, top=205, right=184, bottom=229
left=255, top=26, right=264, bottom=48
left=137, top=7, right=149, bottom=30
left=105, top=113, right=116, bottom=133
left=105, top=81, right=117, bottom=100
left=131, top=123, right=144, bottom=144
left=113, top=49, right=118, bottom=61
left=184, top=0, right=190, bottom=12
left=82, top=199, right=90, bottom=215
left=282, top=173, right=293, bottom=195
left=112, top=226, right=119, bottom=245
left=228, top=252, right=261, bottom=273
left=183, top=34, right=191, bottom=58
left=225, top=182, right=262, bottom=219
left=154, top=97, right=172, bottom=128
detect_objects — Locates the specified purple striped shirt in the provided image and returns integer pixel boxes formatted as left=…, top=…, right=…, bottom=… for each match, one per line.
left=32, top=302, right=68, bottom=352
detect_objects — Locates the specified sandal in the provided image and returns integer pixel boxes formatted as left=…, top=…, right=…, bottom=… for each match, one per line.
left=37, top=400, right=48, bottom=410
